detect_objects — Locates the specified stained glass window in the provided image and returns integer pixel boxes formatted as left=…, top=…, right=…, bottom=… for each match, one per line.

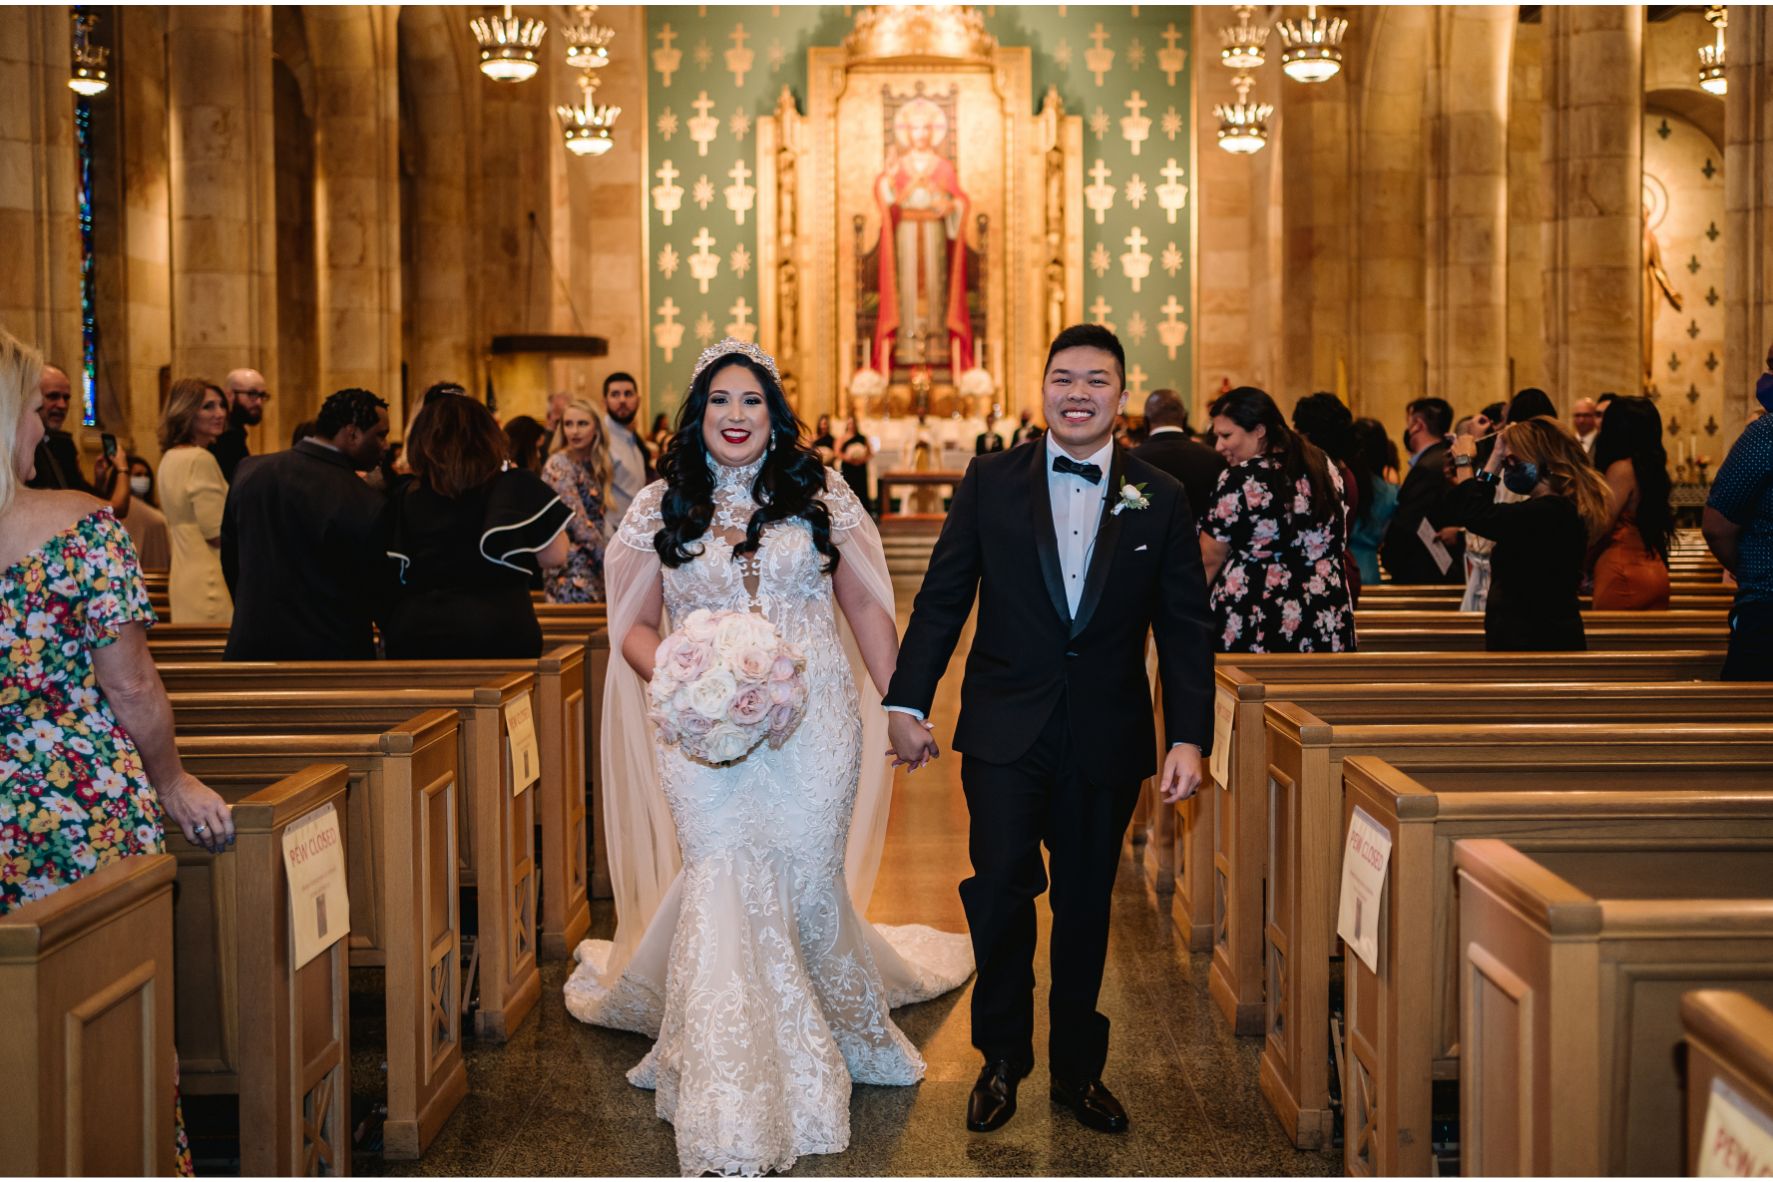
left=74, top=85, right=98, bottom=427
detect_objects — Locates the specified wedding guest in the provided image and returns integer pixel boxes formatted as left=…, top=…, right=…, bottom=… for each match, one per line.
left=290, top=419, right=318, bottom=447
left=122, top=454, right=171, bottom=573
left=1347, top=418, right=1399, bottom=586
left=810, top=413, right=837, bottom=464
left=540, top=397, right=611, bottom=604
left=25, top=363, right=131, bottom=516
left=1201, top=386, right=1355, bottom=652
left=1, top=330, right=233, bottom=1176
left=838, top=412, right=874, bottom=514
left=1703, top=352, right=1773, bottom=680
left=603, top=370, right=652, bottom=523
left=1381, top=396, right=1463, bottom=584
left=503, top=414, right=548, bottom=474
left=157, top=378, right=232, bottom=624
left=1011, top=408, right=1044, bottom=446
left=1134, top=388, right=1224, bottom=521
left=382, top=393, right=571, bottom=658
left=210, top=368, right=269, bottom=484
left=1443, top=417, right=1611, bottom=650
left=975, top=411, right=1006, bottom=455
left=1474, top=402, right=1506, bottom=439
left=649, top=411, right=673, bottom=456
left=1588, top=395, right=1673, bottom=610
left=1572, top=397, right=1601, bottom=454
left=1462, top=391, right=1559, bottom=608
left=221, top=388, right=391, bottom=660
left=1291, top=391, right=1363, bottom=603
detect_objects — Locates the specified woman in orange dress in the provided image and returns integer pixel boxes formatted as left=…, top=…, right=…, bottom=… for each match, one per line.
left=1589, top=395, right=1673, bottom=610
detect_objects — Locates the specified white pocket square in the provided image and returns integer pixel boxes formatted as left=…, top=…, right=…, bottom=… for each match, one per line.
left=1134, top=544, right=1149, bottom=552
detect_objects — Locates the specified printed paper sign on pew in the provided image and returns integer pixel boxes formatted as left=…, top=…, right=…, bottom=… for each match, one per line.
left=1336, top=806, right=1393, bottom=973
left=506, top=693, right=541, bottom=795
left=281, top=802, right=349, bottom=969
left=1699, top=1077, right=1773, bottom=1177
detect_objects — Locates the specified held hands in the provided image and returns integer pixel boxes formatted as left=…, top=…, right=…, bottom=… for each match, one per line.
left=159, top=771, right=236, bottom=854
left=1159, top=743, right=1204, bottom=804
left=885, top=711, right=940, bottom=773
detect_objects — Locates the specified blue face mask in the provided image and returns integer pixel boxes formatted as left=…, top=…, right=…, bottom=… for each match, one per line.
left=1502, top=460, right=1541, bottom=496
left=1756, top=370, right=1773, bottom=414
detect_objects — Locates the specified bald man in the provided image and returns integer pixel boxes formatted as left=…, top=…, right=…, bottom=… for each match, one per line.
left=27, top=364, right=130, bottom=514
left=1572, top=397, right=1600, bottom=455
left=211, top=367, right=269, bottom=483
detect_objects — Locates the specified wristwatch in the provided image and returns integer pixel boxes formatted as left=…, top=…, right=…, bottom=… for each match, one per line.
left=1452, top=454, right=1473, bottom=469
left=1474, top=468, right=1499, bottom=485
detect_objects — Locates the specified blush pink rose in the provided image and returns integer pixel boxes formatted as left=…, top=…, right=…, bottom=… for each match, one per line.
left=767, top=701, right=799, bottom=736
left=658, top=634, right=714, bottom=683
left=729, top=684, right=771, bottom=726
left=768, top=678, right=798, bottom=705
left=677, top=709, right=716, bottom=737
left=733, top=647, right=775, bottom=682
left=770, top=655, right=798, bottom=682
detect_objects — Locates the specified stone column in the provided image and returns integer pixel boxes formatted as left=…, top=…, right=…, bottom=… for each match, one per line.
left=306, top=6, right=402, bottom=417
left=0, top=6, right=81, bottom=368
left=166, top=6, right=279, bottom=390
left=1506, top=19, right=1547, bottom=392
left=1541, top=5, right=1643, bottom=403
left=1426, top=6, right=1513, bottom=410
left=1724, top=4, right=1773, bottom=441
left=1278, top=40, right=1353, bottom=403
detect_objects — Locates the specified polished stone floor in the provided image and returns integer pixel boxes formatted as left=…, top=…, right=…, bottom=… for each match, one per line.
left=343, top=586, right=1339, bottom=1177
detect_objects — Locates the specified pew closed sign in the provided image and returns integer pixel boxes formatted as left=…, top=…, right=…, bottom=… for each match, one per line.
left=506, top=693, right=541, bottom=795
left=1699, top=1077, right=1773, bottom=1176
left=1336, top=806, right=1393, bottom=973
left=280, top=801, right=350, bottom=969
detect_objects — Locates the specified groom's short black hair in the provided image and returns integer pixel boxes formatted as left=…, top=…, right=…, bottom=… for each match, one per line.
left=1045, top=324, right=1126, bottom=385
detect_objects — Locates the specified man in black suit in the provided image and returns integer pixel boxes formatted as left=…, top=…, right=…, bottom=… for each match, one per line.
left=1011, top=409, right=1044, bottom=446
left=975, top=411, right=1006, bottom=455
left=1132, top=387, right=1225, bottom=522
left=26, top=364, right=131, bottom=514
left=221, top=387, right=391, bottom=660
left=1380, top=396, right=1464, bottom=583
left=885, top=324, right=1215, bottom=1136
left=210, top=368, right=269, bottom=484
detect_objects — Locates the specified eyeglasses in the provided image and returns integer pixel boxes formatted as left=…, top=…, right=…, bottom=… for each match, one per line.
left=235, top=388, right=271, bottom=401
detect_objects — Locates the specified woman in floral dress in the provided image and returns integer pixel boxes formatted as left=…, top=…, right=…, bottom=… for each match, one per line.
left=1199, top=386, right=1356, bottom=653
left=541, top=397, right=611, bottom=603
left=1, top=330, right=234, bottom=1175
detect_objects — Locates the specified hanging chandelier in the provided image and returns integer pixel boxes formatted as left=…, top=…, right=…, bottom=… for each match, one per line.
left=562, top=5, right=614, bottom=71
left=1216, top=74, right=1273, bottom=155
left=1219, top=5, right=1269, bottom=70
left=471, top=4, right=547, bottom=83
left=1276, top=4, right=1348, bottom=84
left=1699, top=5, right=1727, bottom=96
left=68, top=11, right=110, bottom=97
left=558, top=70, right=620, bottom=156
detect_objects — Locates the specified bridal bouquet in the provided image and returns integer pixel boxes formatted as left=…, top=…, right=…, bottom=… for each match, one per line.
left=648, top=609, right=809, bottom=765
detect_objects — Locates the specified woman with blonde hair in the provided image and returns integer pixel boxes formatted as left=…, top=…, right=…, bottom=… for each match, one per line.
left=0, top=327, right=232, bottom=1175
left=1445, top=416, right=1612, bottom=650
left=540, top=396, right=613, bottom=603
left=156, top=378, right=232, bottom=623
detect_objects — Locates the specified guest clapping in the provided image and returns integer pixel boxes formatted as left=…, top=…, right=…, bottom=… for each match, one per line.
left=382, top=393, right=571, bottom=658
left=157, top=379, right=233, bottom=624
left=540, top=398, right=612, bottom=604
left=1200, top=387, right=1355, bottom=652
left=1443, top=418, right=1611, bottom=651
left=1588, top=396, right=1673, bottom=609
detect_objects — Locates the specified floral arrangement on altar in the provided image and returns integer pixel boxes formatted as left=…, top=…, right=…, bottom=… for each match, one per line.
left=957, top=366, right=996, bottom=399
left=849, top=367, right=887, bottom=401
left=648, top=609, right=809, bottom=765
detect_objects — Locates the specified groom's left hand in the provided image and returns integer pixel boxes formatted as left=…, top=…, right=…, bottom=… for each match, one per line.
left=1159, top=743, right=1203, bottom=803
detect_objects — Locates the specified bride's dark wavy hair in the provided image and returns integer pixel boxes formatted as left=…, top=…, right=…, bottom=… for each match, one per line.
left=655, top=353, right=839, bottom=573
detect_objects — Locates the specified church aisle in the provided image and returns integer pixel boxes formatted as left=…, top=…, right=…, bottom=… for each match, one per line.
left=355, top=595, right=1337, bottom=1177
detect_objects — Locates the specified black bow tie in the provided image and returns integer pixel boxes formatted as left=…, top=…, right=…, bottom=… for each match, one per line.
left=1052, top=454, right=1104, bottom=484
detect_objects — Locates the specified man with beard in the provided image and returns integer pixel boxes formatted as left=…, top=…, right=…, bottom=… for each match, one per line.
left=210, top=367, right=270, bottom=483
left=602, top=370, right=653, bottom=523
left=27, top=363, right=131, bottom=515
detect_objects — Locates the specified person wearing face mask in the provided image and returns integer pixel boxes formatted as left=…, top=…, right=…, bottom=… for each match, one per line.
left=1443, top=417, right=1612, bottom=650
left=1702, top=344, right=1773, bottom=679
left=539, top=396, right=612, bottom=603
left=1381, top=396, right=1464, bottom=584
left=221, top=388, right=393, bottom=661
left=120, top=454, right=171, bottom=573
left=157, top=379, right=234, bottom=624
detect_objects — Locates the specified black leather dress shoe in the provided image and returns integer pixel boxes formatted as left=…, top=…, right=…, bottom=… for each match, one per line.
left=1050, top=1075, right=1129, bottom=1133
left=967, top=1060, right=1025, bottom=1132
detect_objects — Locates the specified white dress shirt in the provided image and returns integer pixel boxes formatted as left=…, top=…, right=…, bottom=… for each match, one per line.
left=1047, top=435, right=1113, bottom=616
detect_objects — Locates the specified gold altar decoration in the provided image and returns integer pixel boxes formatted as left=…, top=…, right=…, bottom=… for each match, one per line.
left=754, top=5, right=1083, bottom=422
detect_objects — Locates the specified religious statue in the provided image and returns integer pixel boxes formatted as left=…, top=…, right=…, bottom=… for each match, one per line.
left=871, top=96, right=975, bottom=374
left=1643, top=201, right=1684, bottom=392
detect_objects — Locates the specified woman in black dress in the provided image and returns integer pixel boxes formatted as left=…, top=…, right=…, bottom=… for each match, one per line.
left=383, top=395, right=571, bottom=658
left=837, top=413, right=873, bottom=515
left=1442, top=416, right=1611, bottom=651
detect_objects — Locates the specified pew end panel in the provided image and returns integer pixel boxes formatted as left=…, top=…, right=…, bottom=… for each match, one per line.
left=533, top=645, right=591, bottom=960
left=1207, top=666, right=1272, bottom=1037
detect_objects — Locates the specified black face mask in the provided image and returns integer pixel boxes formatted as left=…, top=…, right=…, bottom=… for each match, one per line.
left=1502, top=460, right=1541, bottom=495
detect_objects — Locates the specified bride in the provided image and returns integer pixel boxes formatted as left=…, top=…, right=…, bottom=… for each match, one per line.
left=564, top=340, right=973, bottom=1176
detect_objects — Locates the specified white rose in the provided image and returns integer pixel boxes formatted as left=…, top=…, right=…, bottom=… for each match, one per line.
left=1121, top=483, right=1141, bottom=503
left=683, top=669, right=739, bottom=720
left=703, top=723, right=755, bottom=764
left=681, top=609, right=719, bottom=643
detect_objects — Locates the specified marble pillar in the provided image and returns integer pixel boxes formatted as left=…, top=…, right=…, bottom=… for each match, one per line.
left=1279, top=43, right=1353, bottom=403
left=117, top=8, right=173, bottom=456
left=1724, top=4, right=1773, bottom=441
left=166, top=6, right=279, bottom=394
left=0, top=6, right=81, bottom=370
left=1541, top=5, right=1643, bottom=403
left=1506, top=20, right=1547, bottom=393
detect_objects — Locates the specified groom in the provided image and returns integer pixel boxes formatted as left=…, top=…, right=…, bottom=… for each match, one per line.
left=884, top=323, right=1215, bottom=1135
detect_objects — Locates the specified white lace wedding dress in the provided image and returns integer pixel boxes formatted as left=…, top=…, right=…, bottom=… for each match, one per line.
left=564, top=459, right=973, bottom=1177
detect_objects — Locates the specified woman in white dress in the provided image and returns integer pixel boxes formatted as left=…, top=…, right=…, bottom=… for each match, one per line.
left=564, top=340, right=972, bottom=1177
left=156, top=378, right=232, bottom=624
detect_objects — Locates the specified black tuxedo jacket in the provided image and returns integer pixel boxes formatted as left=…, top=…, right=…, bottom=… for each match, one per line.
left=221, top=440, right=388, bottom=660
left=975, top=431, right=1006, bottom=455
left=1380, top=440, right=1465, bottom=584
left=1132, top=431, right=1227, bottom=523
left=885, top=440, right=1215, bottom=787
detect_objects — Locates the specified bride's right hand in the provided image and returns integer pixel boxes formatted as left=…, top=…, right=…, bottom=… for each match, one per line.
left=885, top=711, right=940, bottom=772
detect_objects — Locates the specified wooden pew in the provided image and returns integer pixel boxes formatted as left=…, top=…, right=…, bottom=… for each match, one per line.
left=1682, top=991, right=1773, bottom=1176
left=1341, top=756, right=1773, bottom=1176
left=1355, top=618, right=1727, bottom=652
left=0, top=854, right=178, bottom=1176
left=1259, top=715, right=1773, bottom=1149
left=1200, top=649, right=1728, bottom=1038
left=172, top=764, right=353, bottom=1176
left=176, top=713, right=467, bottom=1160
left=1455, top=839, right=1773, bottom=1176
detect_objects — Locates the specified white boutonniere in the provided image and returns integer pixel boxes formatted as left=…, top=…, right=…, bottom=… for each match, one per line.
left=1111, top=478, right=1151, bottom=515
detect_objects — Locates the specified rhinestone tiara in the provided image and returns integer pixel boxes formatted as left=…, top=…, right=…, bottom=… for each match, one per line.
left=691, top=338, right=782, bottom=388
